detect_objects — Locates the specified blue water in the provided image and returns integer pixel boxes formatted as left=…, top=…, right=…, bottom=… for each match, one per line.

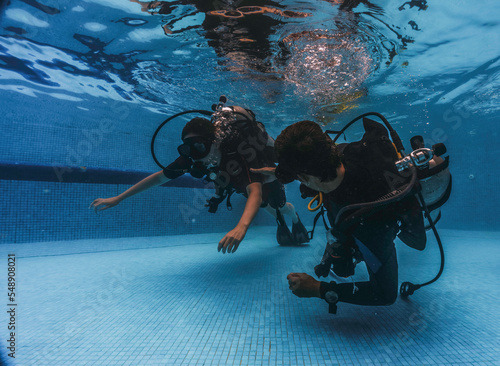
left=1, top=0, right=499, bottom=365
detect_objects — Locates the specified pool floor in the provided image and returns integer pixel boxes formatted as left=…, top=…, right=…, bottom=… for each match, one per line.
left=1, top=228, right=499, bottom=365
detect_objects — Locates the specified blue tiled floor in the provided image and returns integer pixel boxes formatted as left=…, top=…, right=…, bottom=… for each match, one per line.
left=0, top=228, right=499, bottom=365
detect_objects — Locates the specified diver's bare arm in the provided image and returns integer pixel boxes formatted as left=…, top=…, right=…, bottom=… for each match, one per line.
left=118, top=170, right=169, bottom=201
left=217, top=182, right=263, bottom=253
left=90, top=171, right=169, bottom=211
left=238, top=182, right=263, bottom=229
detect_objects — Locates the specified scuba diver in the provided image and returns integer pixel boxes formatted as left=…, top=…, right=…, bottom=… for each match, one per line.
left=90, top=98, right=309, bottom=253
left=252, top=114, right=451, bottom=312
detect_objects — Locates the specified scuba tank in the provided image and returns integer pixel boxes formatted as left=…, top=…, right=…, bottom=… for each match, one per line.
left=210, top=96, right=275, bottom=151
left=402, top=135, right=452, bottom=227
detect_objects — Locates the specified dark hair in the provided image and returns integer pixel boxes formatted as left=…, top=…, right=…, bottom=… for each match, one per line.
left=181, top=117, right=215, bottom=140
left=274, top=120, right=341, bottom=183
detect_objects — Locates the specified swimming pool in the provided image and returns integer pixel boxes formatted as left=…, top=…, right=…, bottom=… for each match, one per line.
left=1, top=0, right=499, bottom=365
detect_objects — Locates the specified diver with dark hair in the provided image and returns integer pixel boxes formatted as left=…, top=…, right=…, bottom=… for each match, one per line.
left=90, top=105, right=309, bottom=253
left=253, top=117, right=450, bottom=311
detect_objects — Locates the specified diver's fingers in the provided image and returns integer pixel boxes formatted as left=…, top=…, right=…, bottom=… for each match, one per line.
left=231, top=240, right=240, bottom=253
left=287, top=274, right=298, bottom=287
left=225, top=237, right=232, bottom=254
left=92, top=202, right=102, bottom=213
left=287, top=273, right=300, bottom=280
left=225, top=239, right=233, bottom=254
left=219, top=236, right=232, bottom=253
left=288, top=279, right=299, bottom=291
left=89, top=199, right=101, bottom=208
left=227, top=237, right=238, bottom=254
left=218, top=237, right=226, bottom=252
left=91, top=199, right=111, bottom=212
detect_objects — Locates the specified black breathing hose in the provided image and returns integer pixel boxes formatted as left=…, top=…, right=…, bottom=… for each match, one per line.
left=150, top=110, right=212, bottom=169
left=330, top=112, right=405, bottom=155
left=400, top=191, right=446, bottom=297
left=334, top=165, right=418, bottom=227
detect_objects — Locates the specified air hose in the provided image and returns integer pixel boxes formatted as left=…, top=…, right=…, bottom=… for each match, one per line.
left=400, top=190, right=445, bottom=297
left=150, top=110, right=212, bottom=169
left=330, top=112, right=406, bottom=156
left=334, top=165, right=418, bottom=227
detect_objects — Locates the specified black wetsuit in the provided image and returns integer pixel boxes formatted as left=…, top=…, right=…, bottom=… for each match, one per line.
left=319, top=120, right=426, bottom=306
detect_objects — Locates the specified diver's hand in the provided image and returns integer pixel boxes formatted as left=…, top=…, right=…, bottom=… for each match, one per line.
left=90, top=197, right=121, bottom=212
left=250, top=167, right=276, bottom=179
left=218, top=224, right=247, bottom=254
left=287, top=273, right=321, bottom=298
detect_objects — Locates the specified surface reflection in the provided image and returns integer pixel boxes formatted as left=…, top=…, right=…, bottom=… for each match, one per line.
left=0, top=0, right=430, bottom=112
left=129, top=0, right=310, bottom=76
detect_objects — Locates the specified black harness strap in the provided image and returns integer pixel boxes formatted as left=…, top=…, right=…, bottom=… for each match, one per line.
left=225, top=188, right=235, bottom=211
left=308, top=205, right=330, bottom=240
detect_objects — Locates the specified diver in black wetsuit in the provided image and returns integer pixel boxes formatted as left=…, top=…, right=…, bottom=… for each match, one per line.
left=91, top=107, right=309, bottom=253
left=253, top=119, right=427, bottom=309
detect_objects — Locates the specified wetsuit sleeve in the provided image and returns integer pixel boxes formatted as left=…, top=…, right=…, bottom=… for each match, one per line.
left=397, top=196, right=427, bottom=251
left=162, top=156, right=192, bottom=179
left=320, top=281, right=337, bottom=299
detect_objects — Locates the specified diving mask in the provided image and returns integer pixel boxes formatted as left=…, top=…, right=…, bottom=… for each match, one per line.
left=177, top=136, right=212, bottom=160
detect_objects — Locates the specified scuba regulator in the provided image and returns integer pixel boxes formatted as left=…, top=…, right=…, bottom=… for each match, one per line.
left=395, top=141, right=447, bottom=172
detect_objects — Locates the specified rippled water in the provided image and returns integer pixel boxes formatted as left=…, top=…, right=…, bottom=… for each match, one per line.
left=0, top=0, right=499, bottom=131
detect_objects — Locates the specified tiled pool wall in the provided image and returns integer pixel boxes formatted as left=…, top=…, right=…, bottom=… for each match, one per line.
left=1, top=141, right=499, bottom=244
left=0, top=179, right=276, bottom=244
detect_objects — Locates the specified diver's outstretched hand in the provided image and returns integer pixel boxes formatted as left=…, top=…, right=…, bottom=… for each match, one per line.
left=250, top=167, right=276, bottom=179
left=218, top=224, right=247, bottom=254
left=90, top=197, right=121, bottom=212
left=287, top=273, right=321, bottom=298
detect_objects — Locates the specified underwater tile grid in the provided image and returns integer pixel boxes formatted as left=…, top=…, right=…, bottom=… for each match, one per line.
left=0, top=228, right=498, bottom=366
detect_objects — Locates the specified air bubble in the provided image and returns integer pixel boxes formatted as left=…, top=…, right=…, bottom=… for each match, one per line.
left=115, top=18, right=148, bottom=27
